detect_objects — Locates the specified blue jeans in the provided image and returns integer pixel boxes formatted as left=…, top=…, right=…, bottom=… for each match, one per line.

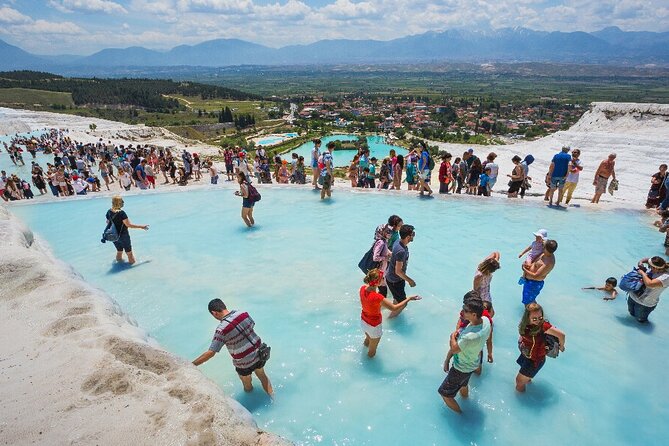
left=627, top=296, right=656, bottom=322
left=660, top=192, right=669, bottom=210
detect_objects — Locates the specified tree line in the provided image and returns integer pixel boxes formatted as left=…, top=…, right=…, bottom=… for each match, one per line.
left=0, top=71, right=261, bottom=111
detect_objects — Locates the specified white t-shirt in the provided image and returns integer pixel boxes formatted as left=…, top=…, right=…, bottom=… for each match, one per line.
left=630, top=272, right=669, bottom=307
left=566, top=159, right=583, bottom=183
left=235, top=159, right=249, bottom=176
left=72, top=179, right=87, bottom=193
left=120, top=172, right=132, bottom=187
left=486, top=162, right=499, bottom=179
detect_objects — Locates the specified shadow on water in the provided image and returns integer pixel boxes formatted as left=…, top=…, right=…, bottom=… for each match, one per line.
left=236, top=389, right=272, bottom=413
left=547, top=204, right=568, bottom=211
left=388, top=314, right=415, bottom=336
left=360, top=351, right=385, bottom=376
left=234, top=224, right=260, bottom=234
left=615, top=315, right=655, bottom=334
left=106, top=259, right=151, bottom=275
left=514, top=380, right=560, bottom=410
left=442, top=400, right=486, bottom=444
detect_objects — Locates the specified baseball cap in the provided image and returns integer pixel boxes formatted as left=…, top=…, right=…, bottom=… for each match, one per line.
left=533, top=229, right=548, bottom=240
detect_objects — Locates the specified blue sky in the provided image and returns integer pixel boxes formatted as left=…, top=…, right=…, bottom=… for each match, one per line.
left=1, top=0, right=667, bottom=55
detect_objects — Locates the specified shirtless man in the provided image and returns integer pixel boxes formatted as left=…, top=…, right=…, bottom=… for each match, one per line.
left=520, top=239, right=557, bottom=305
left=591, top=153, right=616, bottom=204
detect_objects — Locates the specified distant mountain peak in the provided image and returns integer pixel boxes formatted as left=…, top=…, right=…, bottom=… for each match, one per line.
left=1, top=26, right=668, bottom=71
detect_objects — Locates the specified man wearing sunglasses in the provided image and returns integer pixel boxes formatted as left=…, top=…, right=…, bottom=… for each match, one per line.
left=385, top=224, right=418, bottom=318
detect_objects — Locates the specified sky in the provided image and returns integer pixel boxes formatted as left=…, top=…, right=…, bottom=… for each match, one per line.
left=0, top=0, right=667, bottom=55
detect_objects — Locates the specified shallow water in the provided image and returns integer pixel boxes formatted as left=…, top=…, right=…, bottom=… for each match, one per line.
left=11, top=187, right=667, bottom=445
left=0, top=131, right=53, bottom=175
left=256, top=133, right=299, bottom=146
left=282, top=135, right=407, bottom=165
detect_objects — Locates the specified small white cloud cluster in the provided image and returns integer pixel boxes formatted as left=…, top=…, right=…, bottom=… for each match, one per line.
left=49, top=0, right=128, bottom=15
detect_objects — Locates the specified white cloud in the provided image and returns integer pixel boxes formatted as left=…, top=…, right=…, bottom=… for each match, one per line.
left=0, top=5, right=32, bottom=24
left=318, top=0, right=378, bottom=20
left=18, top=19, right=87, bottom=35
left=49, top=0, right=128, bottom=15
left=179, top=0, right=255, bottom=14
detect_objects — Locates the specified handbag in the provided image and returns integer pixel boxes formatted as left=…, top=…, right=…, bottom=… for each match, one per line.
left=358, top=241, right=381, bottom=274
left=545, top=334, right=560, bottom=358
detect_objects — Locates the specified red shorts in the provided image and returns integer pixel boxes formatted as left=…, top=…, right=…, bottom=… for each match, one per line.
left=146, top=175, right=155, bottom=185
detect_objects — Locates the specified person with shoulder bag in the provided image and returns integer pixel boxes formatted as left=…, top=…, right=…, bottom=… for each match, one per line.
left=193, top=299, right=273, bottom=396
left=515, top=302, right=565, bottom=392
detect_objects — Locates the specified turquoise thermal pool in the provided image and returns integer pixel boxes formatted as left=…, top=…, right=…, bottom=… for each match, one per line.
left=282, top=135, right=406, bottom=164
left=10, top=187, right=667, bottom=445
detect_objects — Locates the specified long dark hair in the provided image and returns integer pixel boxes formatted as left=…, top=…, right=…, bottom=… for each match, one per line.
left=396, top=154, right=404, bottom=169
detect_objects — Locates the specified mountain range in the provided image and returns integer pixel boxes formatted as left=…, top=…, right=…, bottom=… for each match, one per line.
left=2, top=27, right=669, bottom=73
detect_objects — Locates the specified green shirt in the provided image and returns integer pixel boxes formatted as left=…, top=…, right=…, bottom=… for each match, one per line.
left=453, top=318, right=491, bottom=373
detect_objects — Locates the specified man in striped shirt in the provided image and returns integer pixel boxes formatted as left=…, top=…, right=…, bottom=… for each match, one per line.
left=192, top=299, right=273, bottom=395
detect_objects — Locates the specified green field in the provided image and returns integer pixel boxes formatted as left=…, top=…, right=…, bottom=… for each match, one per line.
left=168, top=95, right=278, bottom=114
left=0, top=88, right=74, bottom=107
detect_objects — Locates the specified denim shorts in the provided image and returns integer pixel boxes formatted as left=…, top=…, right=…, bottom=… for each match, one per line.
left=550, top=176, right=566, bottom=188
left=242, top=197, right=254, bottom=208
left=516, top=353, right=545, bottom=378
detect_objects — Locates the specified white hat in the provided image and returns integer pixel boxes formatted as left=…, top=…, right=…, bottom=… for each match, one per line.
left=533, top=229, right=548, bottom=240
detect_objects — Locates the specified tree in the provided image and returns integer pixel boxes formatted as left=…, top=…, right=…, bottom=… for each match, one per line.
left=89, top=123, right=97, bottom=131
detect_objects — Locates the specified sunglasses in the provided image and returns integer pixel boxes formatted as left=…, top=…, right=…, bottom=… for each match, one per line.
left=530, top=316, right=544, bottom=322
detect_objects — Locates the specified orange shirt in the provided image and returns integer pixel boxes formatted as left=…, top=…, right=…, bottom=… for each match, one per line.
left=360, top=285, right=384, bottom=326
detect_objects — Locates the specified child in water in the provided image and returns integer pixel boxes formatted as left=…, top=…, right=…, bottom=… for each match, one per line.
left=582, top=277, right=619, bottom=300
left=518, top=229, right=548, bottom=266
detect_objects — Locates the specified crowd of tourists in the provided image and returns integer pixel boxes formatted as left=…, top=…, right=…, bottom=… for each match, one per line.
left=0, top=130, right=227, bottom=202
left=3, top=129, right=668, bottom=413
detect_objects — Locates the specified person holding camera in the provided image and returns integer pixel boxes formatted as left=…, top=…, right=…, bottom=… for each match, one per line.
left=627, top=257, right=669, bottom=323
left=193, top=298, right=273, bottom=396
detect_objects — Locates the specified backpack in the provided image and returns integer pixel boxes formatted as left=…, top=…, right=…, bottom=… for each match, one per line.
left=427, top=153, right=435, bottom=171
left=619, top=267, right=646, bottom=296
left=358, top=240, right=382, bottom=274
left=102, top=212, right=120, bottom=242
left=246, top=182, right=261, bottom=203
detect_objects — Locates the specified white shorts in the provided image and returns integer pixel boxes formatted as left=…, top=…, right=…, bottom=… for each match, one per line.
left=361, top=319, right=382, bottom=339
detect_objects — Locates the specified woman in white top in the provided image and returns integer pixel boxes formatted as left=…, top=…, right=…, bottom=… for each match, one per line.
left=628, top=256, right=669, bottom=323
left=473, top=251, right=501, bottom=316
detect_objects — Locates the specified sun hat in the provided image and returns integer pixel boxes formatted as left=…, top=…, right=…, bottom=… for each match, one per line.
left=533, top=229, right=548, bottom=240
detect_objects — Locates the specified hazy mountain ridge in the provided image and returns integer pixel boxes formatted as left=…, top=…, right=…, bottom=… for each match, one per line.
left=2, top=27, right=669, bottom=72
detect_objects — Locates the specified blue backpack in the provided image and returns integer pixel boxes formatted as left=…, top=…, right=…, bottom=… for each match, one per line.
left=619, top=267, right=646, bottom=296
